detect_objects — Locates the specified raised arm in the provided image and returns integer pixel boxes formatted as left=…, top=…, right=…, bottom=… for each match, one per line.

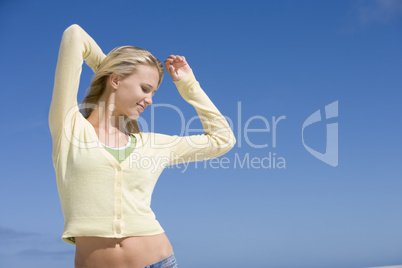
left=48, top=24, right=106, bottom=141
left=155, top=56, right=236, bottom=165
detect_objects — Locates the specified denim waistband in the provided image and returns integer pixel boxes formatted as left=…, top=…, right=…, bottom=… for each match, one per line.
left=143, top=253, right=178, bottom=268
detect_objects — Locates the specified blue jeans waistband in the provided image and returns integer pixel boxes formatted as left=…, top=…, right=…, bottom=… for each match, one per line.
left=143, top=253, right=178, bottom=268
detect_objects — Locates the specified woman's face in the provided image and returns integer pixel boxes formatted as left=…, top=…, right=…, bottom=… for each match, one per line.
left=113, top=64, right=159, bottom=119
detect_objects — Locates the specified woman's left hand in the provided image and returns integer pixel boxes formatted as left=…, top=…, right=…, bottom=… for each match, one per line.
left=164, top=55, right=192, bottom=81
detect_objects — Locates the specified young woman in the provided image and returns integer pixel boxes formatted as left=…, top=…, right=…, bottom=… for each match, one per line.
left=49, top=24, right=236, bottom=268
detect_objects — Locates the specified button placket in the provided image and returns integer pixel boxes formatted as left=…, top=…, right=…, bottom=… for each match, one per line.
left=113, top=166, right=123, bottom=235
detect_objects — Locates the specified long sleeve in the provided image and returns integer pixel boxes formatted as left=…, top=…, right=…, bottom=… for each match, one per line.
left=48, top=24, right=106, bottom=143
left=150, top=70, right=236, bottom=166
left=48, top=25, right=236, bottom=244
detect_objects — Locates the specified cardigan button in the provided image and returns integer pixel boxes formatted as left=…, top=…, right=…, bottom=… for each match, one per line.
left=117, top=167, right=122, bottom=171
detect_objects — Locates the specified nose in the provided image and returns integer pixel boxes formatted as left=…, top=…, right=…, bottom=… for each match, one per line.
left=145, top=96, right=152, bottom=106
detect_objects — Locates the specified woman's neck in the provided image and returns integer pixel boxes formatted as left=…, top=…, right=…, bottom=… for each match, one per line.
left=86, top=101, right=127, bottom=137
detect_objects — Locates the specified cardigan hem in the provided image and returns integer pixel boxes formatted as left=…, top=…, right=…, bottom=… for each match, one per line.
left=62, top=217, right=165, bottom=245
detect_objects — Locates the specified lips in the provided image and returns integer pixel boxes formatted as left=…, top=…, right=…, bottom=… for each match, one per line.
left=137, top=103, right=145, bottom=111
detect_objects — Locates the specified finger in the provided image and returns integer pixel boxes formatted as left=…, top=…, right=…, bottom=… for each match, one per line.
left=164, top=58, right=174, bottom=65
left=167, top=65, right=176, bottom=74
left=167, top=55, right=177, bottom=61
left=175, top=55, right=183, bottom=62
left=165, top=60, right=176, bottom=69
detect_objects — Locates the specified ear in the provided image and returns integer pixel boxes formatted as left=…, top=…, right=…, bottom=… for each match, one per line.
left=109, top=73, right=120, bottom=90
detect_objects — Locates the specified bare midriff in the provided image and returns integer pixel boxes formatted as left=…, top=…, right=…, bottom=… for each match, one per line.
left=74, top=233, right=174, bottom=268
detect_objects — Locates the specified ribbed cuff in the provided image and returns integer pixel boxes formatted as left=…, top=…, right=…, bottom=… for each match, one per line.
left=173, top=69, right=197, bottom=94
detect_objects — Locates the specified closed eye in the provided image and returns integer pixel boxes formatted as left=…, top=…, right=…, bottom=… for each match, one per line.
left=142, top=87, right=157, bottom=96
left=141, top=83, right=157, bottom=96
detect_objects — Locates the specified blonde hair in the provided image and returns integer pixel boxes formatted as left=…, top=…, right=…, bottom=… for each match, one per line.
left=80, top=46, right=164, bottom=134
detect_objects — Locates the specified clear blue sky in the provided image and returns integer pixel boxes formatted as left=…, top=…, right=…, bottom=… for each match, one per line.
left=0, top=0, right=401, bottom=267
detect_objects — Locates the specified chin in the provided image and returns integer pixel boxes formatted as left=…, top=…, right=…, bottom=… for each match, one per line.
left=126, top=113, right=140, bottom=120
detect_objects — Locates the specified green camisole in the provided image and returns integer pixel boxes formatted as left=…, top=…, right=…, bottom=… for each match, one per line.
left=101, top=133, right=136, bottom=164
